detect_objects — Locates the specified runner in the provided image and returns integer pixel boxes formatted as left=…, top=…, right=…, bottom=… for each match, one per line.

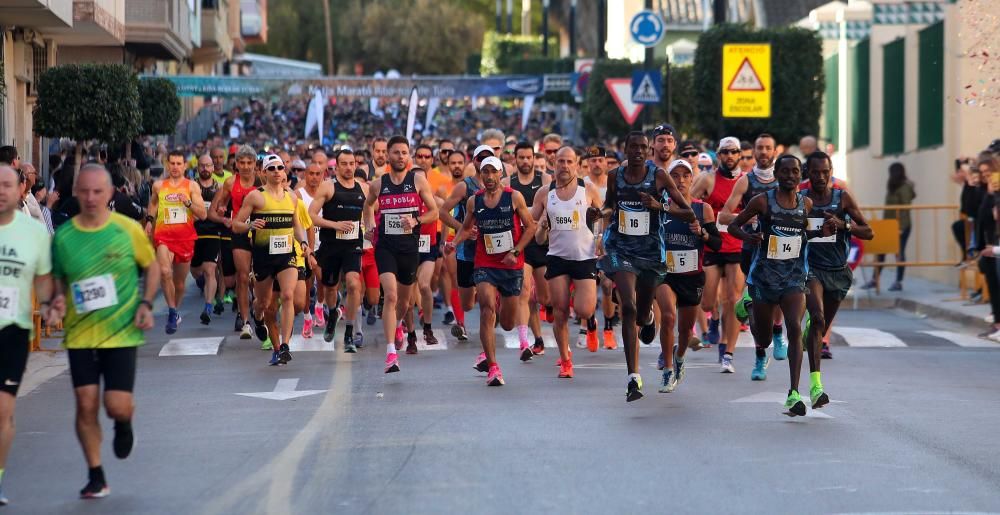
left=541, top=134, right=562, bottom=174
left=583, top=145, right=612, bottom=350
left=446, top=156, right=537, bottom=386
left=191, top=154, right=222, bottom=325
left=649, top=124, right=677, bottom=169
left=209, top=147, right=237, bottom=316
left=598, top=130, right=695, bottom=402
left=719, top=133, right=787, bottom=378
left=311, top=150, right=366, bottom=352
left=0, top=165, right=54, bottom=506
left=210, top=145, right=260, bottom=339
left=145, top=149, right=207, bottom=334
left=509, top=141, right=551, bottom=355
left=363, top=136, right=439, bottom=373
left=464, top=130, right=515, bottom=178
left=691, top=137, right=748, bottom=372
left=729, top=155, right=832, bottom=415
left=296, top=162, right=326, bottom=338
left=209, top=146, right=233, bottom=185
left=653, top=160, right=722, bottom=393
left=49, top=164, right=160, bottom=499
left=801, top=151, right=872, bottom=389
left=531, top=148, right=602, bottom=378
left=364, top=137, right=389, bottom=179
left=232, top=154, right=309, bottom=366
left=409, top=148, right=445, bottom=352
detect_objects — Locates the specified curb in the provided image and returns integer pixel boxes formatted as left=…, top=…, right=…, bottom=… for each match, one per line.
left=850, top=296, right=990, bottom=330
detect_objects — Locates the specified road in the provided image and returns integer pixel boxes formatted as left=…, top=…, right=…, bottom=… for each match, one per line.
left=5, top=284, right=1000, bottom=514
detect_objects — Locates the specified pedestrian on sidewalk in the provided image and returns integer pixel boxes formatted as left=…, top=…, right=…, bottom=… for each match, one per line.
left=864, top=162, right=916, bottom=292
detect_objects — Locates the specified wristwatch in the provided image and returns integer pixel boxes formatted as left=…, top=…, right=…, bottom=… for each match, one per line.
left=512, top=248, right=521, bottom=257
left=844, top=220, right=852, bottom=233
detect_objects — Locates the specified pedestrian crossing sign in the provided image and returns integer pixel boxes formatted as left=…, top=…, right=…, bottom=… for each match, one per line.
left=631, top=70, right=662, bottom=104
left=722, top=43, right=771, bottom=118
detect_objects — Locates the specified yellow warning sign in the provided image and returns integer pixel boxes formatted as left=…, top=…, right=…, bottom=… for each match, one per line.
left=722, top=43, right=771, bottom=118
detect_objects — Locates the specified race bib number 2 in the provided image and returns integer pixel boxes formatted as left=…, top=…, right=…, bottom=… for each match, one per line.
left=618, top=210, right=649, bottom=236
left=0, top=286, right=18, bottom=321
left=71, top=274, right=118, bottom=314
left=766, top=235, right=802, bottom=260
left=483, top=231, right=514, bottom=255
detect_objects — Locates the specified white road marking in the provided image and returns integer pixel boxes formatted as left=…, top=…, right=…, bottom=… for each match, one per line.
left=730, top=391, right=835, bottom=418
left=159, top=337, right=224, bottom=356
left=919, top=330, right=999, bottom=348
left=833, top=326, right=907, bottom=347
left=235, top=378, right=327, bottom=401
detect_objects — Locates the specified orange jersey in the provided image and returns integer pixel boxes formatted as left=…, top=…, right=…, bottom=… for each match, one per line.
left=154, top=178, right=198, bottom=242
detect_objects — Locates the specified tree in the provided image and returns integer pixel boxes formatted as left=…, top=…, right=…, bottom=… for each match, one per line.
left=34, top=64, right=141, bottom=145
left=692, top=24, right=824, bottom=144
left=139, top=78, right=181, bottom=136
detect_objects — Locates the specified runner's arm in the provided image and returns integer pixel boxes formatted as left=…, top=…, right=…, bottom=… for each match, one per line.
left=532, top=186, right=549, bottom=244
left=450, top=197, right=477, bottom=247
left=145, top=181, right=160, bottom=231
left=729, top=195, right=766, bottom=243
left=414, top=174, right=439, bottom=225
left=207, top=178, right=231, bottom=224
left=840, top=191, right=874, bottom=240
left=189, top=181, right=207, bottom=220
left=700, top=203, right=723, bottom=252
left=585, top=182, right=604, bottom=236
left=231, top=191, right=259, bottom=233
left=655, top=168, right=695, bottom=222
left=690, top=173, right=713, bottom=200
left=601, top=169, right=618, bottom=222
left=363, top=179, right=379, bottom=233
left=718, top=176, right=748, bottom=226
left=511, top=191, right=536, bottom=253
left=438, top=183, right=467, bottom=232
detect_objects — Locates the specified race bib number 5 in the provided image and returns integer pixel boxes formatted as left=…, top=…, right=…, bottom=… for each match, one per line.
left=618, top=210, right=649, bottom=236
left=666, top=250, right=698, bottom=274
left=385, top=214, right=413, bottom=235
left=269, top=234, right=292, bottom=255
left=767, top=235, right=802, bottom=260
left=483, top=231, right=514, bottom=255
left=71, top=274, right=119, bottom=314
left=0, top=286, right=18, bottom=321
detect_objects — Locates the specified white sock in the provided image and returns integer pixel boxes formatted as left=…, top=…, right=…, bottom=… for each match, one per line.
left=629, top=372, right=640, bottom=380
left=386, top=343, right=396, bottom=356
left=304, top=313, right=312, bottom=321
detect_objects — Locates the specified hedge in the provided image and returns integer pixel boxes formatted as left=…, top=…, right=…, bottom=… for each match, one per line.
left=139, top=77, right=181, bottom=136
left=34, top=64, right=141, bottom=145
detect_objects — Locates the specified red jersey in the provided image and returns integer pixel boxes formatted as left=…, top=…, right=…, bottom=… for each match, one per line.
left=705, top=172, right=742, bottom=254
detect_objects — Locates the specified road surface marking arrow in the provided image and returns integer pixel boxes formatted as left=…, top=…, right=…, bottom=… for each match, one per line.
left=235, top=378, right=327, bottom=401
left=731, top=391, right=841, bottom=418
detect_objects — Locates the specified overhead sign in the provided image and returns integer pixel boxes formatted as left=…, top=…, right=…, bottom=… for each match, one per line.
left=631, top=70, right=662, bottom=104
left=630, top=10, right=665, bottom=48
left=605, top=78, right=644, bottom=125
left=721, top=43, right=771, bottom=118
left=151, top=75, right=549, bottom=98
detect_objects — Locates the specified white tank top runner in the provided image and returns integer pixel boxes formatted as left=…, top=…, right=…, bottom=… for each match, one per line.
left=546, top=184, right=596, bottom=261
left=583, top=176, right=608, bottom=205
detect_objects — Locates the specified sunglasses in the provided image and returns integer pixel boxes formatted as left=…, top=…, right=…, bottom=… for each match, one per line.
left=718, top=149, right=740, bottom=155
left=698, top=165, right=713, bottom=171
left=266, top=165, right=286, bottom=171
left=680, top=151, right=698, bottom=158
left=415, top=154, right=433, bottom=159
left=292, top=167, right=306, bottom=172
left=544, top=149, right=558, bottom=155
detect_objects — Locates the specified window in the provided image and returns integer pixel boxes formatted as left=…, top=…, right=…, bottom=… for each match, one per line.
left=850, top=38, right=870, bottom=149
left=824, top=54, right=839, bottom=149
left=882, top=37, right=905, bottom=155
left=918, top=21, right=944, bottom=148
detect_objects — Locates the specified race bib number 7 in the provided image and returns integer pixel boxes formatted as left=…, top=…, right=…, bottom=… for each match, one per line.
left=618, top=210, right=649, bottom=236
left=766, top=235, right=802, bottom=260
left=483, top=231, right=514, bottom=255
left=0, top=286, right=18, bottom=321
left=166, top=207, right=188, bottom=224
left=71, top=274, right=118, bottom=314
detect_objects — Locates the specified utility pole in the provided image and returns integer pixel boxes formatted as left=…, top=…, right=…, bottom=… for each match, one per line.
left=597, top=0, right=606, bottom=58
left=713, top=0, right=727, bottom=25
left=521, top=0, right=532, bottom=35
left=644, top=0, right=654, bottom=127
left=507, top=0, right=513, bottom=33
left=542, top=0, right=550, bottom=57
left=496, top=0, right=502, bottom=32
left=569, top=0, right=577, bottom=57
left=321, top=0, right=334, bottom=74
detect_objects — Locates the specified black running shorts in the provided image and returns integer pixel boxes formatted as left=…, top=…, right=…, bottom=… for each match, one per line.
left=68, top=347, right=138, bottom=391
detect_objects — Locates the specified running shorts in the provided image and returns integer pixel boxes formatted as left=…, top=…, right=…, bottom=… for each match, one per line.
left=598, top=252, right=665, bottom=284
left=319, top=247, right=362, bottom=287
left=807, top=267, right=853, bottom=302
left=252, top=251, right=297, bottom=281
left=232, top=232, right=253, bottom=252
left=473, top=267, right=524, bottom=297
left=457, top=259, right=475, bottom=289
left=524, top=243, right=548, bottom=268
left=748, top=284, right=808, bottom=305
left=219, top=237, right=236, bottom=276
left=374, top=246, right=418, bottom=286
left=545, top=256, right=598, bottom=281
left=361, top=248, right=378, bottom=289
left=662, top=272, right=706, bottom=308
left=68, top=347, right=138, bottom=391
left=191, top=238, right=221, bottom=268
left=0, top=326, right=30, bottom=396
left=703, top=251, right=742, bottom=268
left=154, top=237, right=194, bottom=264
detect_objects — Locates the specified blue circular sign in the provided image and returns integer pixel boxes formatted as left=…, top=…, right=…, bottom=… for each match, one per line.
left=630, top=10, right=665, bottom=48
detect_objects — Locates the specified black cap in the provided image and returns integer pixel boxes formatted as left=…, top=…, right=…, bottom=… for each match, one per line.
left=651, top=124, right=676, bottom=138
left=989, top=139, right=1000, bottom=154
left=586, top=145, right=605, bottom=158
left=605, top=149, right=620, bottom=160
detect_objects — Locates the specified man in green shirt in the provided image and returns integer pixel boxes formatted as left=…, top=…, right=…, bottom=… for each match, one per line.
left=49, top=163, right=160, bottom=500
left=0, top=165, right=54, bottom=507
left=210, top=146, right=233, bottom=186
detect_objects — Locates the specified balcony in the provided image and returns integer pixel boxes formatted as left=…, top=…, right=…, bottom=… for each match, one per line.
left=125, top=0, right=193, bottom=61
left=48, top=0, right=125, bottom=46
left=193, top=0, right=234, bottom=63
left=0, top=0, right=73, bottom=28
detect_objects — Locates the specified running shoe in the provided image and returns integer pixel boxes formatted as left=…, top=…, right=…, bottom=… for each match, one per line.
left=112, top=422, right=135, bottom=459
left=687, top=335, right=703, bottom=351
left=366, top=307, right=377, bottom=326
left=278, top=343, right=293, bottom=364
left=474, top=352, right=489, bottom=373
left=323, top=317, right=336, bottom=343
left=639, top=314, right=656, bottom=345
left=888, top=281, right=902, bottom=292
left=200, top=305, right=212, bottom=325
left=407, top=331, right=417, bottom=347
left=531, top=337, right=545, bottom=355
left=603, top=329, right=617, bottom=350
left=772, top=332, right=788, bottom=360
left=486, top=364, right=504, bottom=386
left=586, top=329, right=599, bottom=352
left=315, top=304, right=326, bottom=327
left=451, top=323, right=469, bottom=341
left=394, top=325, right=405, bottom=350
left=674, top=358, right=685, bottom=385
left=658, top=369, right=676, bottom=393
left=384, top=353, right=400, bottom=373
left=626, top=375, right=644, bottom=402
left=268, top=350, right=281, bottom=366
left=165, top=310, right=180, bottom=335
left=302, top=318, right=314, bottom=339
left=750, top=354, right=769, bottom=381
left=424, top=328, right=439, bottom=345
left=354, top=331, right=365, bottom=348
left=343, top=334, right=357, bottom=353
left=235, top=313, right=244, bottom=333
left=0, top=485, right=7, bottom=506
left=720, top=354, right=735, bottom=374
left=558, top=360, right=574, bottom=378
left=253, top=316, right=269, bottom=342
left=405, top=341, right=418, bottom=355
left=213, top=300, right=225, bottom=315
left=740, top=323, right=750, bottom=332
left=442, top=311, right=456, bottom=326
left=79, top=480, right=110, bottom=499
left=657, top=352, right=665, bottom=370
left=784, top=390, right=807, bottom=417
left=810, top=385, right=829, bottom=409
left=555, top=351, right=572, bottom=367
left=860, top=280, right=877, bottom=290
left=706, top=318, right=720, bottom=345
left=224, top=291, right=235, bottom=306
left=519, top=343, right=533, bottom=362
left=735, top=291, right=752, bottom=323
left=575, top=331, right=587, bottom=349
left=261, top=337, right=272, bottom=351
left=717, top=342, right=726, bottom=363
left=821, top=344, right=833, bottom=359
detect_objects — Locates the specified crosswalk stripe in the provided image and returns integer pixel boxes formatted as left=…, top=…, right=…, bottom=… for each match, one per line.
left=159, top=337, right=223, bottom=356
left=918, top=330, right=999, bottom=348
left=416, top=329, right=450, bottom=351
left=289, top=335, right=334, bottom=352
left=832, top=326, right=906, bottom=347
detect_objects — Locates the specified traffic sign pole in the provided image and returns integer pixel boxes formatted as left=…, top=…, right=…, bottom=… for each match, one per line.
left=644, top=0, right=653, bottom=128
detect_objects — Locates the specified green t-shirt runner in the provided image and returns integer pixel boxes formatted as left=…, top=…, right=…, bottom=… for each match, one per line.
left=0, top=211, right=51, bottom=333
left=52, top=212, right=156, bottom=349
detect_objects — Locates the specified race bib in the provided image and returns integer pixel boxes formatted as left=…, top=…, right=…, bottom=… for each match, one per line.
left=0, top=287, right=18, bottom=321
left=418, top=234, right=431, bottom=253
left=71, top=274, right=118, bottom=314
left=766, top=235, right=802, bottom=260
left=483, top=231, right=514, bottom=255
left=269, top=234, right=292, bottom=255
left=337, top=221, right=360, bottom=240
left=384, top=214, right=412, bottom=235
left=666, top=250, right=698, bottom=274
left=551, top=210, right=580, bottom=231
left=166, top=207, right=188, bottom=224
left=807, top=217, right=836, bottom=244
left=618, top=210, right=649, bottom=236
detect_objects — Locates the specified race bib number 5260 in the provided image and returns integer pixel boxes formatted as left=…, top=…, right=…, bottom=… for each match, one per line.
left=384, top=214, right=413, bottom=235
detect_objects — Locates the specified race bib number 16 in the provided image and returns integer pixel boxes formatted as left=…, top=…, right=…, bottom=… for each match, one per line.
left=618, top=210, right=649, bottom=236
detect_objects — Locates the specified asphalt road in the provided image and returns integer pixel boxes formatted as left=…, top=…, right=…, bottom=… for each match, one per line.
left=5, top=284, right=1000, bottom=514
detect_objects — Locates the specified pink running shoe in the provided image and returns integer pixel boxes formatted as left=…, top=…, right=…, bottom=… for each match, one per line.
left=486, top=364, right=504, bottom=386
left=302, top=318, right=314, bottom=339
left=474, top=352, right=489, bottom=373
left=384, top=353, right=400, bottom=373
left=394, top=324, right=405, bottom=351
left=315, top=305, right=326, bottom=327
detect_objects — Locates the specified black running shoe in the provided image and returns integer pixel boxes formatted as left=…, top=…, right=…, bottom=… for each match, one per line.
left=531, top=338, right=545, bottom=355
left=213, top=300, right=225, bottom=315
left=442, top=311, right=455, bottom=325
left=343, top=334, right=357, bottom=353
left=200, top=309, right=211, bottom=325
left=278, top=343, right=293, bottom=364
left=639, top=320, right=656, bottom=345
left=79, top=480, right=109, bottom=499
left=112, top=422, right=135, bottom=459
left=253, top=316, right=269, bottom=342
left=626, top=376, right=644, bottom=402
left=519, top=346, right=534, bottom=362
left=234, top=313, right=244, bottom=333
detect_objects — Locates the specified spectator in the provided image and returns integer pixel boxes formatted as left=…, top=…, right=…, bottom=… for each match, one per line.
left=864, top=162, right=917, bottom=292
left=952, top=161, right=985, bottom=261
left=738, top=140, right=754, bottom=175
left=30, top=183, right=55, bottom=235
left=974, top=156, right=1000, bottom=337
left=798, top=135, right=818, bottom=159
left=18, top=163, right=43, bottom=221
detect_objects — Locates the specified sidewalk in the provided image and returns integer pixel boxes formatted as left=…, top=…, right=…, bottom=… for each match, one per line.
left=846, top=275, right=992, bottom=330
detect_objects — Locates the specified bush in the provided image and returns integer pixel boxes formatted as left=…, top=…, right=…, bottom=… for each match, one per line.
left=34, top=64, right=141, bottom=144
left=139, top=78, right=181, bottom=136
left=692, top=24, right=824, bottom=144
left=480, top=32, right=558, bottom=76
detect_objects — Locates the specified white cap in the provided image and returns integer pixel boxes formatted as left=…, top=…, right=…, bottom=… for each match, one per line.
left=479, top=156, right=503, bottom=172
left=717, top=136, right=740, bottom=151
left=473, top=144, right=495, bottom=158
left=290, top=159, right=307, bottom=170
left=668, top=159, right=693, bottom=173
left=697, top=153, right=713, bottom=166
left=261, top=154, right=284, bottom=169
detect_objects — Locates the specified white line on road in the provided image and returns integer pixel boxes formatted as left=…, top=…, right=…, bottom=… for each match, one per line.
left=158, top=337, right=224, bottom=356
left=730, top=391, right=836, bottom=418
left=833, top=326, right=907, bottom=347
left=918, top=330, right=1000, bottom=348
left=235, top=378, right=327, bottom=401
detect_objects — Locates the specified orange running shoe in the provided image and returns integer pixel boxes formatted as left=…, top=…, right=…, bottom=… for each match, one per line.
left=586, top=329, right=599, bottom=352
left=558, top=360, right=574, bottom=378
left=603, top=329, right=617, bottom=350
left=555, top=351, right=573, bottom=367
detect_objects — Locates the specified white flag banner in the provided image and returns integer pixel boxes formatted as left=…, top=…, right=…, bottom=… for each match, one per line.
left=424, top=97, right=441, bottom=133
left=304, top=88, right=325, bottom=141
left=405, top=87, right=419, bottom=143
left=521, top=95, right=535, bottom=131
